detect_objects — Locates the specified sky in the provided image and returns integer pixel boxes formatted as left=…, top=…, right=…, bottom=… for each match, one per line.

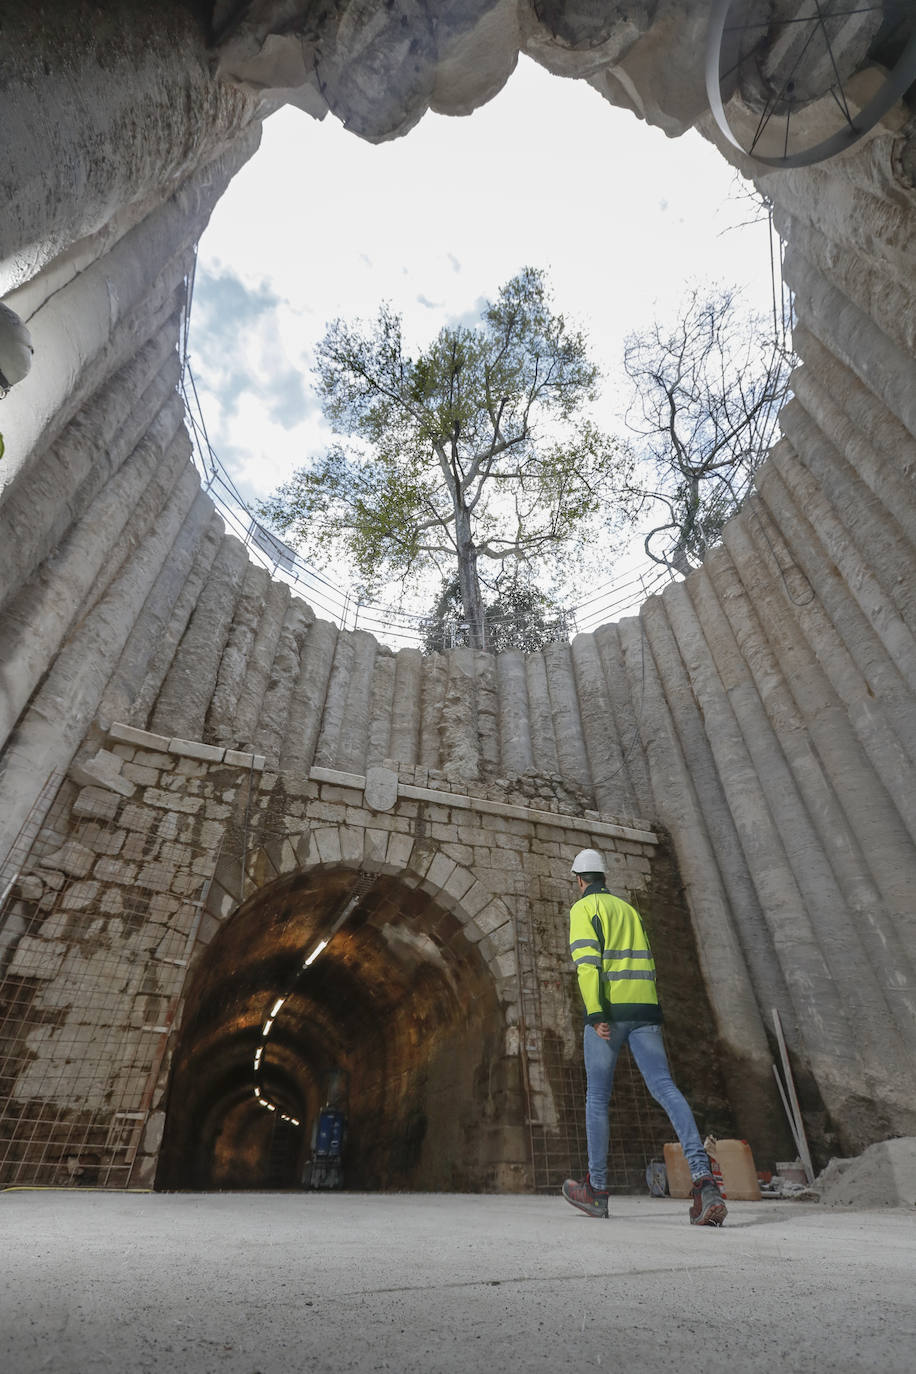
left=187, top=56, right=778, bottom=634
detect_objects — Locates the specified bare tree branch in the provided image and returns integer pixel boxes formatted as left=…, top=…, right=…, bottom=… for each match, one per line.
left=623, top=287, right=794, bottom=575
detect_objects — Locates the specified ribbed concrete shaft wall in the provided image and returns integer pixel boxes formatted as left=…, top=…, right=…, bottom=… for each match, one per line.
left=1, top=3, right=915, bottom=1156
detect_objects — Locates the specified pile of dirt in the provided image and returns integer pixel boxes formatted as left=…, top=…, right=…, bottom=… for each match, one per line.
left=814, top=1137, right=916, bottom=1208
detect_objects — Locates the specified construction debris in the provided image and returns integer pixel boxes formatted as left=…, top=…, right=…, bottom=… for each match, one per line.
left=811, top=1138, right=916, bottom=1209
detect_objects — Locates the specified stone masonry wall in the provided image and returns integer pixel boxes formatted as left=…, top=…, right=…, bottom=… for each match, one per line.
left=0, top=722, right=689, bottom=1191
left=0, top=731, right=265, bottom=1188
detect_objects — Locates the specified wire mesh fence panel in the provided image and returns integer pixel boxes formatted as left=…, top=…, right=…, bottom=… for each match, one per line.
left=0, top=777, right=225, bottom=1189
left=528, top=1031, right=678, bottom=1194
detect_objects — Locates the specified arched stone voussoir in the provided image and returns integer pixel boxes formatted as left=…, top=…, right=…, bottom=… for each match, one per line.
left=245, top=818, right=517, bottom=982
left=404, top=860, right=517, bottom=984
left=286, top=823, right=418, bottom=876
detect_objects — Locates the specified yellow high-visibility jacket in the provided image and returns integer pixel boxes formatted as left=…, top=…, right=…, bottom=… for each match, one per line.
left=569, top=884, right=662, bottom=1025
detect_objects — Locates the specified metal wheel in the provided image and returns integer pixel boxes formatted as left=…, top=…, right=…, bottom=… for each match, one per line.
left=705, top=1, right=916, bottom=168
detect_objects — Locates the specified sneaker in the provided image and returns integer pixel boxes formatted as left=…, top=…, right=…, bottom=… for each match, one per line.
left=562, top=1173, right=609, bottom=1219
left=689, top=1174, right=727, bottom=1227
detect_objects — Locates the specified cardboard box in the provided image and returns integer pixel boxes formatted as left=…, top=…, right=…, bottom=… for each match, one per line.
left=663, top=1139, right=762, bottom=1201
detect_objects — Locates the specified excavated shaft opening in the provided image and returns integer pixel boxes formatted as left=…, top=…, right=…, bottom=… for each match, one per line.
left=156, top=868, right=521, bottom=1191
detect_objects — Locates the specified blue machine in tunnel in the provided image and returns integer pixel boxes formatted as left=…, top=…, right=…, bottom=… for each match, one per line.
left=305, top=1070, right=348, bottom=1189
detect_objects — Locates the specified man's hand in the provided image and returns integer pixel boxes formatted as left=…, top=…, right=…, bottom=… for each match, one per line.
left=595, top=1022, right=611, bottom=1040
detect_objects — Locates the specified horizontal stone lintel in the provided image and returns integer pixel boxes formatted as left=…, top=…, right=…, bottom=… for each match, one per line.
left=109, top=723, right=265, bottom=772
left=103, top=737, right=654, bottom=840
left=307, top=766, right=658, bottom=846
left=310, top=765, right=366, bottom=790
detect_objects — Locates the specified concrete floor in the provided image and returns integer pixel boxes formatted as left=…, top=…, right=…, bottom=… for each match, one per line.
left=2, top=1191, right=915, bottom=1373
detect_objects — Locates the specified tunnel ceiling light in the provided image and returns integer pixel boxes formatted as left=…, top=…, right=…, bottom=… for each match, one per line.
left=303, top=939, right=328, bottom=969
left=262, top=1017, right=274, bottom=1037
left=269, top=997, right=285, bottom=1018
left=252, top=1085, right=303, bottom=1128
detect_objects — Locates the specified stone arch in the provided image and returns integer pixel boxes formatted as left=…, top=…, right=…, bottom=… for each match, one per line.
left=236, top=823, right=519, bottom=990
left=156, top=849, right=525, bottom=1192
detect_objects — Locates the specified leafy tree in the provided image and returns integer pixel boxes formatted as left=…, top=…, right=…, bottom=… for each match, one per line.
left=257, top=268, right=631, bottom=649
left=422, top=571, right=572, bottom=655
left=623, top=287, right=793, bottom=576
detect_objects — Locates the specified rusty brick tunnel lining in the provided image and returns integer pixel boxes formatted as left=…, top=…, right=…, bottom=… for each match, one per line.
left=156, top=867, right=516, bottom=1191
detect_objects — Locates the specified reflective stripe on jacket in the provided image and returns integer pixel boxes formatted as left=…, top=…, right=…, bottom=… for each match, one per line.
left=568, top=884, right=662, bottom=1025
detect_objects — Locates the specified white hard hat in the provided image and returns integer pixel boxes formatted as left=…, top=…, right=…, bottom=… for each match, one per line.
left=571, top=848, right=605, bottom=875
left=0, top=303, right=34, bottom=393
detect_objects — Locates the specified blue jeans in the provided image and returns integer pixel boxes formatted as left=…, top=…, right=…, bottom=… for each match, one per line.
left=583, top=1021, right=709, bottom=1190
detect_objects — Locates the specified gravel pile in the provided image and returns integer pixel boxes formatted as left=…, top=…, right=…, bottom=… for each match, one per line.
left=814, top=1137, right=916, bottom=1208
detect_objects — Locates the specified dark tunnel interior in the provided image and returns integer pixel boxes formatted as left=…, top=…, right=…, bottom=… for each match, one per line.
left=156, top=867, right=527, bottom=1191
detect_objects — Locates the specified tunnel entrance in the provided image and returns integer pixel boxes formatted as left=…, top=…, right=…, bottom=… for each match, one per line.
left=156, top=865, right=520, bottom=1191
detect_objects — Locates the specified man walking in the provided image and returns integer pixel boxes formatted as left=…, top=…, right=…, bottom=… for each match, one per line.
left=561, top=848, right=726, bottom=1226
